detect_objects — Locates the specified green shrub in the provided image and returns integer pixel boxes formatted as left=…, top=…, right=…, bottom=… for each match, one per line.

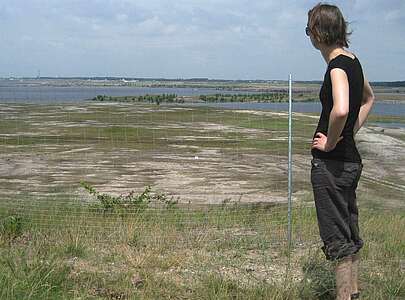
left=80, top=182, right=178, bottom=212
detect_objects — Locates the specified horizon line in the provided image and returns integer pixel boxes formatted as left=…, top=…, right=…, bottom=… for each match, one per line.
left=2, top=76, right=404, bottom=84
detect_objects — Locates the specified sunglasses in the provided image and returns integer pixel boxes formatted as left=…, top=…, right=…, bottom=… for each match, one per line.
left=305, top=26, right=311, bottom=36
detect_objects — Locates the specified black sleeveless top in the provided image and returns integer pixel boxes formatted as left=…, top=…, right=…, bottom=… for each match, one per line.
left=311, top=54, right=364, bottom=163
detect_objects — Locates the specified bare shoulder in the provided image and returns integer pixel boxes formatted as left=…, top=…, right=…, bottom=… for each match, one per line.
left=330, top=68, right=348, bottom=80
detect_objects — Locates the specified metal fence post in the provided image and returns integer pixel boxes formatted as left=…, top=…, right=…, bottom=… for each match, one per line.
left=287, top=74, right=293, bottom=260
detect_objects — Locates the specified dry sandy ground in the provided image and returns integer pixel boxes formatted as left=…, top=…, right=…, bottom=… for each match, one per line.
left=0, top=103, right=404, bottom=207
left=0, top=141, right=290, bottom=205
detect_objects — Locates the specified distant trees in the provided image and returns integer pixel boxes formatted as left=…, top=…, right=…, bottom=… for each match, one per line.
left=93, top=95, right=107, bottom=101
left=92, top=94, right=179, bottom=104
left=91, top=92, right=289, bottom=104
left=199, top=93, right=288, bottom=103
left=137, top=93, right=177, bottom=104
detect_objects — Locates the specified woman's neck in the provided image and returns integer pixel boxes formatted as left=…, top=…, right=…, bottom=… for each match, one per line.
left=320, top=45, right=345, bottom=64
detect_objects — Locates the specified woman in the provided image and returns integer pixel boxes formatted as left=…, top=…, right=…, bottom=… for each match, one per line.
left=307, top=3, right=375, bottom=300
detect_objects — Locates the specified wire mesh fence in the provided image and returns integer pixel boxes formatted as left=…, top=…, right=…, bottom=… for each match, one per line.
left=0, top=79, right=404, bottom=298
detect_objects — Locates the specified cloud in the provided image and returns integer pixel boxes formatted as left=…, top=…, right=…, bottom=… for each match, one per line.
left=0, top=0, right=404, bottom=80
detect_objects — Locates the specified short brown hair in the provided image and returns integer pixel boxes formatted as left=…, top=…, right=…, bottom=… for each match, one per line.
left=307, top=3, right=351, bottom=47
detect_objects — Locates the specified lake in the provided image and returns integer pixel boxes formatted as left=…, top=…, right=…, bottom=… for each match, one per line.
left=0, top=85, right=404, bottom=117
left=0, top=85, right=253, bottom=103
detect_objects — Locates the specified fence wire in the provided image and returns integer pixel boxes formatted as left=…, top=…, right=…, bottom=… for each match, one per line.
left=0, top=82, right=404, bottom=297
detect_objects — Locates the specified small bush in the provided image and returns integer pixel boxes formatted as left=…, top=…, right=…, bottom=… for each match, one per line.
left=80, top=182, right=178, bottom=212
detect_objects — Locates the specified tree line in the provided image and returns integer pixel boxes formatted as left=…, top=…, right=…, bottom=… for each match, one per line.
left=199, top=93, right=288, bottom=102
left=92, top=94, right=181, bottom=105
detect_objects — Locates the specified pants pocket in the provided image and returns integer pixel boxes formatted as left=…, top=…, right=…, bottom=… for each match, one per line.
left=311, top=159, right=329, bottom=188
left=336, top=163, right=362, bottom=189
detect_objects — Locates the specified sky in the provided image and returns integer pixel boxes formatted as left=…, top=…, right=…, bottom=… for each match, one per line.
left=1, top=0, right=404, bottom=81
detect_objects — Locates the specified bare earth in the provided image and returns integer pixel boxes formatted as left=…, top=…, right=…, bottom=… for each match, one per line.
left=0, top=103, right=404, bottom=208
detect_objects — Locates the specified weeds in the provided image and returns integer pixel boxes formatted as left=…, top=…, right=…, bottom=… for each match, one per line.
left=0, top=249, right=72, bottom=299
left=299, top=254, right=335, bottom=299
left=80, top=182, right=178, bottom=212
left=0, top=215, right=25, bottom=241
left=64, top=231, right=86, bottom=258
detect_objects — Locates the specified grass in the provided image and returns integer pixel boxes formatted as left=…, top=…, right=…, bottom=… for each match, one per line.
left=0, top=196, right=404, bottom=299
left=0, top=249, right=72, bottom=300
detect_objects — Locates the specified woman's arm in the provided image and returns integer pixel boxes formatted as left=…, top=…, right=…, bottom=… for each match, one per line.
left=312, top=68, right=348, bottom=152
left=353, top=76, right=375, bottom=136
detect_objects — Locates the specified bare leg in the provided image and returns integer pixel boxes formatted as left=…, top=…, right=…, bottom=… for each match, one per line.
left=351, top=253, right=360, bottom=294
left=336, top=256, right=352, bottom=300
